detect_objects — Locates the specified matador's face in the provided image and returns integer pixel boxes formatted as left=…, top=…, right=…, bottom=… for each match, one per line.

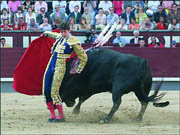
left=61, top=30, right=70, bottom=38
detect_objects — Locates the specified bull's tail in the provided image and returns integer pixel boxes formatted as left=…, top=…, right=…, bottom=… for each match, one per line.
left=140, top=60, right=169, bottom=107
left=148, top=79, right=169, bottom=107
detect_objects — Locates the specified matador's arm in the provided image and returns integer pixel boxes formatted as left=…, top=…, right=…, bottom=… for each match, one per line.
left=43, top=31, right=62, bottom=53
left=43, top=31, right=62, bottom=39
left=70, top=37, right=88, bottom=73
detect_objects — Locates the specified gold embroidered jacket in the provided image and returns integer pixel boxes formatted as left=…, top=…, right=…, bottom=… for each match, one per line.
left=43, top=31, right=88, bottom=73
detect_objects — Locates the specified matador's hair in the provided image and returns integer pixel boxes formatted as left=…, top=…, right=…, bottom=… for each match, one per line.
left=59, top=22, right=70, bottom=30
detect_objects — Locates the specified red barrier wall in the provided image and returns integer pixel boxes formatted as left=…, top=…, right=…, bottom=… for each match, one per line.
left=1, top=47, right=179, bottom=78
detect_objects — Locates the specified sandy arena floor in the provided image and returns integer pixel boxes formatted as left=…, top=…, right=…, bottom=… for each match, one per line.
left=1, top=91, right=179, bottom=135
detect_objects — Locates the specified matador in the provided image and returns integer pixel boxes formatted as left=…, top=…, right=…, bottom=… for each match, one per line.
left=42, top=22, right=88, bottom=122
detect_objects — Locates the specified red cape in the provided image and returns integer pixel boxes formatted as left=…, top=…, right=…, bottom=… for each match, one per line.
left=13, top=29, right=76, bottom=95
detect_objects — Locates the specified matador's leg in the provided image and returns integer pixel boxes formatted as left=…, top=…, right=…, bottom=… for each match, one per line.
left=42, top=54, right=57, bottom=122
left=51, top=58, right=66, bottom=121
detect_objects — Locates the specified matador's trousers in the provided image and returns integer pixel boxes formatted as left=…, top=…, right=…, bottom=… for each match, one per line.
left=42, top=52, right=66, bottom=105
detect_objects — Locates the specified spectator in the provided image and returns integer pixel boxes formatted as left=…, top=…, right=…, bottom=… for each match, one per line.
left=68, top=5, right=82, bottom=24
left=157, top=16, right=167, bottom=30
left=79, top=17, right=90, bottom=30
left=167, top=3, right=180, bottom=24
left=162, top=1, right=174, bottom=13
left=140, top=17, right=154, bottom=30
left=175, top=1, right=180, bottom=6
left=8, top=0, right=21, bottom=14
left=36, top=7, right=50, bottom=25
left=133, top=0, right=145, bottom=10
left=148, top=36, right=165, bottom=48
left=22, top=0, right=35, bottom=14
left=52, top=17, right=62, bottom=30
left=1, top=19, right=13, bottom=31
left=147, top=0, right=160, bottom=13
left=69, top=0, right=81, bottom=13
left=13, top=17, right=27, bottom=31
left=25, top=6, right=36, bottom=25
left=51, top=4, right=66, bottom=27
left=83, top=1, right=97, bottom=17
left=95, top=8, right=106, bottom=30
left=68, top=17, right=77, bottom=31
left=0, top=38, right=11, bottom=48
left=40, top=17, right=52, bottom=31
left=130, top=30, right=143, bottom=44
left=106, top=7, right=119, bottom=25
left=35, top=0, right=48, bottom=14
left=133, top=0, right=145, bottom=15
left=46, top=1, right=53, bottom=14
left=14, top=7, right=25, bottom=25
left=153, top=5, right=167, bottom=24
left=139, top=39, right=146, bottom=48
left=27, top=18, right=40, bottom=32
left=121, top=6, right=135, bottom=25
left=89, top=28, right=98, bottom=43
left=98, top=1, right=113, bottom=15
left=52, top=0, right=66, bottom=13
left=8, top=0, right=21, bottom=25
left=135, top=6, right=147, bottom=26
left=1, top=8, right=11, bottom=25
left=113, top=31, right=127, bottom=47
left=168, top=18, right=180, bottom=30
left=112, top=0, right=124, bottom=16
left=123, top=1, right=134, bottom=10
left=82, top=7, right=94, bottom=28
left=0, top=1, right=9, bottom=11
left=128, top=17, right=140, bottom=30
left=116, top=18, right=128, bottom=30
left=171, top=40, right=177, bottom=48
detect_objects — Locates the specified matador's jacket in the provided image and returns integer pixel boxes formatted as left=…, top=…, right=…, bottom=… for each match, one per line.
left=42, top=31, right=88, bottom=105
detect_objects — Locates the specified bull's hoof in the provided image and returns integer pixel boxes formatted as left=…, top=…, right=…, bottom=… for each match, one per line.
left=48, top=118, right=56, bottom=123
left=136, top=116, right=142, bottom=121
left=54, top=118, right=65, bottom=123
left=99, top=119, right=109, bottom=124
left=72, top=108, right=80, bottom=114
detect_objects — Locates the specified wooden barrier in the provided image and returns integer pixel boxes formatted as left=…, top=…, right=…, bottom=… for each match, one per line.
left=1, top=30, right=180, bottom=47
left=1, top=47, right=179, bottom=78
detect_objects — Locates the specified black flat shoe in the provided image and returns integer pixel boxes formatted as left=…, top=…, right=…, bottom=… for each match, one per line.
left=54, top=118, right=65, bottom=122
left=48, top=118, right=56, bottom=123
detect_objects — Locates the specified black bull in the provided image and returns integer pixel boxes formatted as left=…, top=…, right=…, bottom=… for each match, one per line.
left=59, top=47, right=169, bottom=123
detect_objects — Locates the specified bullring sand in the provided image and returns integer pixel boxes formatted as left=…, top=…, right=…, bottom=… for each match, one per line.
left=1, top=91, right=179, bottom=134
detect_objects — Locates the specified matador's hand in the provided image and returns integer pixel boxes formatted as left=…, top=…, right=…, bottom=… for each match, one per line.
left=40, top=33, right=45, bottom=37
left=70, top=68, right=78, bottom=75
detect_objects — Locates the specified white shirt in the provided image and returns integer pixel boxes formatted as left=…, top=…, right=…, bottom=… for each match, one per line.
left=98, top=1, right=112, bottom=13
left=40, top=23, right=52, bottom=31
left=147, top=1, right=160, bottom=12
left=84, top=1, right=97, bottom=15
left=69, top=1, right=81, bottom=13
left=1, top=14, right=10, bottom=21
left=0, top=1, right=8, bottom=11
left=52, top=1, right=66, bottom=13
left=35, top=2, right=48, bottom=14
left=95, top=14, right=106, bottom=25
left=25, top=13, right=36, bottom=24
left=134, top=37, right=139, bottom=44
left=116, top=24, right=128, bottom=30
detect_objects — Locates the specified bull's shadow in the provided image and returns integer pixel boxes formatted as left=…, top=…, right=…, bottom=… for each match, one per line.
left=59, top=47, right=169, bottom=123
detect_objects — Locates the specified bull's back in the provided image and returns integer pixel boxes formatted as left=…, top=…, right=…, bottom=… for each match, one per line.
left=86, top=48, right=144, bottom=76
left=84, top=48, right=145, bottom=92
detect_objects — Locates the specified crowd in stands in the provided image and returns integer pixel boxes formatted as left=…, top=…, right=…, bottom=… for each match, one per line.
left=0, top=0, right=179, bottom=48
left=1, top=0, right=179, bottom=32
